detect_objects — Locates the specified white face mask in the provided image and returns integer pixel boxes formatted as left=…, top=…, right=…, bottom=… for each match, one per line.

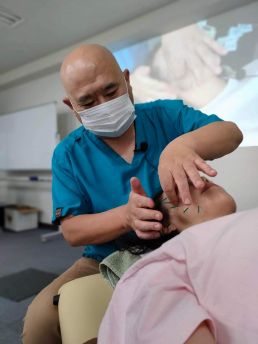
left=72, top=78, right=136, bottom=138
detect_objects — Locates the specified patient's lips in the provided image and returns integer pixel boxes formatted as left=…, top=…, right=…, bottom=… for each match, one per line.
left=201, top=182, right=218, bottom=194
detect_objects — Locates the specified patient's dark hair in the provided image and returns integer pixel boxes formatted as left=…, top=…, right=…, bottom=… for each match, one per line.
left=115, top=190, right=180, bottom=255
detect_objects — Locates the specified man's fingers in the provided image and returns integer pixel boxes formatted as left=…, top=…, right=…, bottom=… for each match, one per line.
left=173, top=168, right=192, bottom=205
left=130, top=177, right=147, bottom=196
left=195, top=159, right=217, bottom=177
left=135, top=208, right=163, bottom=221
left=158, top=167, right=178, bottom=205
left=135, top=229, right=161, bottom=240
left=131, top=193, right=155, bottom=209
left=134, top=219, right=163, bottom=232
left=183, top=161, right=205, bottom=189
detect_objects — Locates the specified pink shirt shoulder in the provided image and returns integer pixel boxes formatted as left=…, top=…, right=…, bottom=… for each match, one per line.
left=98, top=208, right=258, bottom=344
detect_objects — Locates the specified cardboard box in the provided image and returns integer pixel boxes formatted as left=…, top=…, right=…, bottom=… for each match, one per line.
left=4, top=206, right=39, bottom=232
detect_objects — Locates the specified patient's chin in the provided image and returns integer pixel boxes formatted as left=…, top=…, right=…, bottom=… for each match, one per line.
left=230, top=196, right=237, bottom=213
left=222, top=189, right=236, bottom=214
left=207, top=189, right=236, bottom=217
left=220, top=193, right=237, bottom=216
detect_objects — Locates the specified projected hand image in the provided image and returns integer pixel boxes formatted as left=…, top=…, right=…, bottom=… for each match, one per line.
left=150, top=40, right=258, bottom=147
left=150, top=43, right=228, bottom=109
left=161, top=24, right=228, bottom=88
left=115, top=2, right=258, bottom=146
left=130, top=66, right=177, bottom=103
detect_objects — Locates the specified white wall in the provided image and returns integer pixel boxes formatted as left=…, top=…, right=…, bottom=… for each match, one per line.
left=0, top=72, right=67, bottom=116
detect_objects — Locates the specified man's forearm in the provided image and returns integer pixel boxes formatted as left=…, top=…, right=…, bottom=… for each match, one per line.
left=173, top=121, right=243, bottom=160
left=61, top=205, right=130, bottom=247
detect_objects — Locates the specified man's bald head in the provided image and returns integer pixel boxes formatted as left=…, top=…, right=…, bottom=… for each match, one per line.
left=60, top=44, right=133, bottom=118
left=61, top=44, right=122, bottom=96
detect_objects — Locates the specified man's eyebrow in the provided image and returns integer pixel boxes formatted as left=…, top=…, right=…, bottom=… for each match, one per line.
left=78, top=82, right=118, bottom=103
left=78, top=94, right=93, bottom=103
left=102, top=82, right=118, bottom=91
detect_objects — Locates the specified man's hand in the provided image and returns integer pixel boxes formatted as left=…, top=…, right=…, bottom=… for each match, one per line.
left=161, top=24, right=228, bottom=87
left=158, top=142, right=217, bottom=205
left=124, top=177, right=163, bottom=240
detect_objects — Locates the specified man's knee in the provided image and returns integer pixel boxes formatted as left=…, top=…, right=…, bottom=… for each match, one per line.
left=73, top=257, right=100, bottom=275
left=21, top=283, right=60, bottom=344
left=24, top=294, right=58, bottom=327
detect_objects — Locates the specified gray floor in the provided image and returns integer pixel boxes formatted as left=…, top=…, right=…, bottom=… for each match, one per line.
left=0, top=227, right=84, bottom=344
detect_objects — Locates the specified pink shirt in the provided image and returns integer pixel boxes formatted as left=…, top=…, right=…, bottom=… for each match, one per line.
left=98, top=208, right=258, bottom=344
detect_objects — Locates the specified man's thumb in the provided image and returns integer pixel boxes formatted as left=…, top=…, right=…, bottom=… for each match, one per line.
left=130, top=177, right=147, bottom=196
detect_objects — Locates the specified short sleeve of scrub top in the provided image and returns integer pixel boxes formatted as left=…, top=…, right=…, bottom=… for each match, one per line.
left=52, top=135, right=91, bottom=225
left=156, top=99, right=224, bottom=136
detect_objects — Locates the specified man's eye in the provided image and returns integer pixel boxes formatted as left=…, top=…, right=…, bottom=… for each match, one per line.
left=107, top=90, right=116, bottom=97
left=85, top=101, right=94, bottom=106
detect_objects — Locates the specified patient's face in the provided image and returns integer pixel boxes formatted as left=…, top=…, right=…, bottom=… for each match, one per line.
left=163, top=176, right=236, bottom=232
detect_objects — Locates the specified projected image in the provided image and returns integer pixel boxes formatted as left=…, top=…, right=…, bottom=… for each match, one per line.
left=114, top=2, right=258, bottom=147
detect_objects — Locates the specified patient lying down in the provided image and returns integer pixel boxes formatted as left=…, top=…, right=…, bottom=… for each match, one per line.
left=98, top=177, right=258, bottom=344
left=116, top=176, right=237, bottom=255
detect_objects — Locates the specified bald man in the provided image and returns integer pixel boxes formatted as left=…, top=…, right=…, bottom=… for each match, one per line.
left=21, top=44, right=243, bottom=344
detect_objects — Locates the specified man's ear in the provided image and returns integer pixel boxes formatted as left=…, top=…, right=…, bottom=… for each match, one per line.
left=168, top=223, right=177, bottom=232
left=62, top=97, right=82, bottom=124
left=62, top=97, right=73, bottom=110
left=123, top=69, right=134, bottom=103
left=123, top=69, right=130, bottom=82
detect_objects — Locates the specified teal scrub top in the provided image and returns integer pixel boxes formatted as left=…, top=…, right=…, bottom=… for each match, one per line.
left=52, top=99, right=223, bottom=261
